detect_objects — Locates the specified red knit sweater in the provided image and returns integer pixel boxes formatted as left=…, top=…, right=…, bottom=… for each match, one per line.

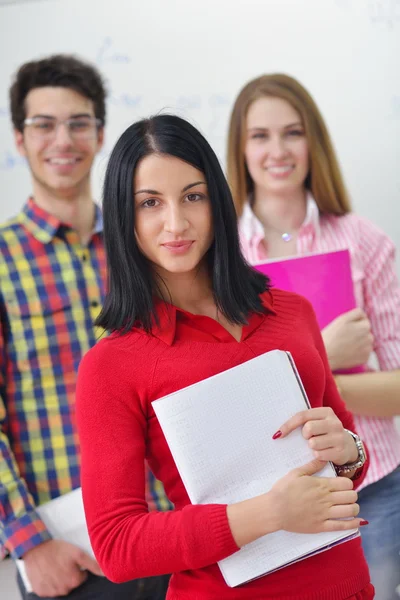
left=76, top=289, right=371, bottom=600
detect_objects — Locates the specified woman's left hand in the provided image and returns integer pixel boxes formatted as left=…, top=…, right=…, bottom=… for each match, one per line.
left=273, top=407, right=357, bottom=466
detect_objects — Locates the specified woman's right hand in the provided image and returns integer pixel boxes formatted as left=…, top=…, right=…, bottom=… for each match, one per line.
left=269, top=459, right=365, bottom=534
left=227, top=459, right=366, bottom=548
left=321, top=308, right=373, bottom=371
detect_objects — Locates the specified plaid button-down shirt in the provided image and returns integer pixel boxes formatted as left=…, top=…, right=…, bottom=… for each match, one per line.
left=0, top=199, right=171, bottom=560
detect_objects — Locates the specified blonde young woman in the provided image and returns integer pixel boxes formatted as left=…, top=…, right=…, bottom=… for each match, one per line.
left=227, top=73, right=400, bottom=600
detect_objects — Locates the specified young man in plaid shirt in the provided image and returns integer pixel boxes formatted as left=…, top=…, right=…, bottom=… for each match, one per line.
left=0, top=54, right=171, bottom=600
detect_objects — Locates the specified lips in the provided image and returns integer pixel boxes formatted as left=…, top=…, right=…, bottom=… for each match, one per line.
left=161, top=241, right=194, bottom=254
left=162, top=241, right=193, bottom=248
left=46, top=157, right=81, bottom=165
left=266, top=165, right=294, bottom=173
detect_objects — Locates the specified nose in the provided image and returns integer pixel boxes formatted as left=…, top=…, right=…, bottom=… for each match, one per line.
left=268, top=134, right=288, bottom=159
left=164, top=203, right=189, bottom=234
left=53, top=123, right=74, bottom=147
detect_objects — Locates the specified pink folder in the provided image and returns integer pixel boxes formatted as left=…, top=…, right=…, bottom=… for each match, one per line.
left=255, top=249, right=364, bottom=373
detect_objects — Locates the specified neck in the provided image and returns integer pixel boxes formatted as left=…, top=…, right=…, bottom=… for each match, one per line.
left=155, top=262, right=215, bottom=315
left=31, top=179, right=95, bottom=244
left=252, top=187, right=307, bottom=234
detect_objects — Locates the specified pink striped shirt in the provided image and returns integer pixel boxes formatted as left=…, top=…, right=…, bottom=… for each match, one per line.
left=239, top=194, right=400, bottom=490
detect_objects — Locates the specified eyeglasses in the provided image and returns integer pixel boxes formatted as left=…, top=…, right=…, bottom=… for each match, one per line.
left=23, top=116, right=103, bottom=140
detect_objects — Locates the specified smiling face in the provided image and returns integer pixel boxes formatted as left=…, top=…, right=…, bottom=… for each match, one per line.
left=244, top=96, right=309, bottom=197
left=14, top=86, right=104, bottom=199
left=133, top=153, right=214, bottom=279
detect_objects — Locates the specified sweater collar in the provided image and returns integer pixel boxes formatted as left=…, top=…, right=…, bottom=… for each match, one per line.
left=150, top=292, right=276, bottom=346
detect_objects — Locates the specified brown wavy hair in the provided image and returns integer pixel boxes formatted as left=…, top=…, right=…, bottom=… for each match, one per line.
left=227, top=73, right=351, bottom=217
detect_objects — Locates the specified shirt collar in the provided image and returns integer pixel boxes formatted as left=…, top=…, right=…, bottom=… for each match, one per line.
left=93, top=207, right=104, bottom=234
left=18, top=197, right=103, bottom=244
left=149, top=292, right=276, bottom=346
left=240, top=192, right=321, bottom=241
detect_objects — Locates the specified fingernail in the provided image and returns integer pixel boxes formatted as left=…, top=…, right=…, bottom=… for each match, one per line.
left=272, top=430, right=282, bottom=440
left=360, top=520, right=369, bottom=526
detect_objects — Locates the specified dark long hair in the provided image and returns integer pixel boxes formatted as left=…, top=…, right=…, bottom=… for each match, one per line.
left=97, top=114, right=269, bottom=333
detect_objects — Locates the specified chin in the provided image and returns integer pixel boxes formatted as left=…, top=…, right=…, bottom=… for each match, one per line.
left=159, top=258, right=200, bottom=275
left=164, top=265, right=196, bottom=274
left=265, top=179, right=302, bottom=193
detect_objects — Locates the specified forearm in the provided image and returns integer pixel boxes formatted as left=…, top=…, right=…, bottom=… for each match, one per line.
left=227, top=492, right=279, bottom=548
left=88, top=503, right=240, bottom=582
left=1, top=431, right=51, bottom=557
left=90, top=492, right=278, bottom=583
left=335, top=370, right=400, bottom=417
left=2, top=510, right=52, bottom=559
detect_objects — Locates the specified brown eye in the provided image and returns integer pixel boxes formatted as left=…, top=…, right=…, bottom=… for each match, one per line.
left=141, top=198, right=158, bottom=208
left=186, top=193, right=202, bottom=202
left=251, top=132, right=268, bottom=140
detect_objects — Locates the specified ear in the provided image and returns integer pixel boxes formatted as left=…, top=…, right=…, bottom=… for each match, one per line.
left=96, top=127, right=105, bottom=153
left=14, top=129, right=27, bottom=157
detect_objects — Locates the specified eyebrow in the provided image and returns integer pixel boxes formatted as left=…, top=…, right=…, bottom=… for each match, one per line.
left=247, top=122, right=303, bottom=132
left=134, top=180, right=206, bottom=196
left=30, top=113, right=93, bottom=120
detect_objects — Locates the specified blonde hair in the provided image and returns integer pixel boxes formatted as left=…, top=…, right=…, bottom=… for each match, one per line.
left=227, top=73, right=351, bottom=217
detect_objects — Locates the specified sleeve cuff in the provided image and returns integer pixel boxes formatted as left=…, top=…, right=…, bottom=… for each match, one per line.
left=3, top=510, right=52, bottom=559
left=207, top=504, right=240, bottom=561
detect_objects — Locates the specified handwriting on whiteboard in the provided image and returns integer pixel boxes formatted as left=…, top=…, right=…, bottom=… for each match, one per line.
left=0, top=91, right=230, bottom=170
left=0, top=152, right=26, bottom=171
left=0, top=38, right=224, bottom=169
left=96, top=37, right=131, bottom=65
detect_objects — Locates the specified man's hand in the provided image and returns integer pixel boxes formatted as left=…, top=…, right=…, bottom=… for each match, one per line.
left=23, top=539, right=103, bottom=597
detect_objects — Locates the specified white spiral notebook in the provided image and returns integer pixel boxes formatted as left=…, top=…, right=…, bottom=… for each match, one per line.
left=152, top=350, right=359, bottom=588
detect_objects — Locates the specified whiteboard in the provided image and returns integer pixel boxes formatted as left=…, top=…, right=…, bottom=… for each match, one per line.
left=0, top=0, right=399, bottom=252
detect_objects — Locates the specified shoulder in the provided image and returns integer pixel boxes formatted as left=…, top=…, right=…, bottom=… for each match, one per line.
left=323, top=212, right=394, bottom=254
left=77, top=330, right=170, bottom=418
left=0, top=215, right=23, bottom=245
left=0, top=217, right=26, bottom=280
left=0, top=214, right=28, bottom=275
left=259, top=289, right=321, bottom=351
left=262, top=288, right=315, bottom=321
left=79, top=328, right=167, bottom=383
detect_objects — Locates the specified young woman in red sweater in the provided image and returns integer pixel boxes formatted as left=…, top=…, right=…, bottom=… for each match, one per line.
left=76, top=115, right=374, bottom=599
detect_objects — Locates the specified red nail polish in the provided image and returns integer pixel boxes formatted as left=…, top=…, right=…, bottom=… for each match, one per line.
left=360, top=520, right=369, bottom=526
left=272, top=430, right=282, bottom=440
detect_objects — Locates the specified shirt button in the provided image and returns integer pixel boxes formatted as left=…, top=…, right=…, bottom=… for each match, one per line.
left=82, top=253, right=88, bottom=261
left=90, top=300, right=99, bottom=308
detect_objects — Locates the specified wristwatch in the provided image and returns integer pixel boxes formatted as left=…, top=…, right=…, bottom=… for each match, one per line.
left=335, top=429, right=367, bottom=475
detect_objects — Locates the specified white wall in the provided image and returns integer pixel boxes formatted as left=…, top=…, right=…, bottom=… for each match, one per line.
left=0, top=0, right=399, bottom=251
